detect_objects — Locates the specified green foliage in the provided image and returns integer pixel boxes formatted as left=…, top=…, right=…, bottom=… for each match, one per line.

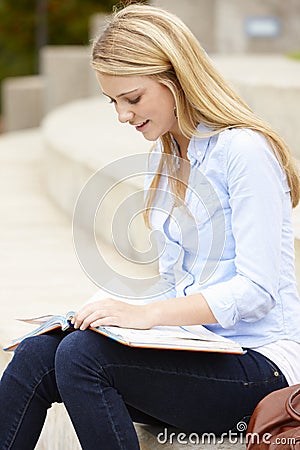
left=0, top=0, right=36, bottom=79
left=0, top=0, right=128, bottom=110
left=287, top=52, right=300, bottom=61
left=46, top=0, right=114, bottom=45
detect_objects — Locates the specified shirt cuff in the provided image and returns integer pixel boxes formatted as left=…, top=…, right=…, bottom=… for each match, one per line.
left=200, top=275, right=275, bottom=329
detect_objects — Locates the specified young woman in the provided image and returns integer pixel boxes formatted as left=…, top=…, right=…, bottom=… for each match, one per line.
left=1, top=4, right=300, bottom=449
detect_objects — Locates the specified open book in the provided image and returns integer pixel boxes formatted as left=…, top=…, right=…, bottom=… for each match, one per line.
left=3, top=311, right=244, bottom=354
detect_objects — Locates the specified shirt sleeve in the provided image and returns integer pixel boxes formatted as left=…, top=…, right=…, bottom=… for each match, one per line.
left=201, top=129, right=290, bottom=328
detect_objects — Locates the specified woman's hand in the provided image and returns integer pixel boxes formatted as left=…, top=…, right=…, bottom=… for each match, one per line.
left=71, top=299, right=153, bottom=331
left=71, top=292, right=217, bottom=331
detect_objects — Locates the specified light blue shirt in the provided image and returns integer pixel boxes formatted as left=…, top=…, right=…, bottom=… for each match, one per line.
left=145, top=124, right=300, bottom=348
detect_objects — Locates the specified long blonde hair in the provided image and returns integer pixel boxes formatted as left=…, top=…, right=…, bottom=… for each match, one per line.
left=92, top=3, right=299, bottom=226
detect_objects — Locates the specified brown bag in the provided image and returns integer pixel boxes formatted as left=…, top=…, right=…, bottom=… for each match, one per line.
left=246, top=384, right=300, bottom=449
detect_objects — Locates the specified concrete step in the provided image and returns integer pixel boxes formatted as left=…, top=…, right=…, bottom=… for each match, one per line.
left=36, top=403, right=245, bottom=450
left=213, top=55, right=300, bottom=160
left=136, top=424, right=246, bottom=450
left=0, top=128, right=96, bottom=352
left=41, top=97, right=153, bottom=256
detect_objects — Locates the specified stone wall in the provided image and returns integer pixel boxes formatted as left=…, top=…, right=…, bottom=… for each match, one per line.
left=40, top=46, right=93, bottom=113
left=151, top=0, right=300, bottom=54
left=151, top=0, right=215, bottom=53
left=215, top=0, right=300, bottom=54
left=1, top=76, right=45, bottom=132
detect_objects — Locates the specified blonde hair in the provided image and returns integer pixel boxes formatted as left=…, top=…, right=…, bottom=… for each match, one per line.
left=92, top=3, right=299, bottom=226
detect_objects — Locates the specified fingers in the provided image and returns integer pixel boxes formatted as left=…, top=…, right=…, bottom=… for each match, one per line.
left=75, top=311, right=103, bottom=330
left=90, top=317, right=119, bottom=328
left=71, top=299, right=118, bottom=330
left=70, top=299, right=150, bottom=330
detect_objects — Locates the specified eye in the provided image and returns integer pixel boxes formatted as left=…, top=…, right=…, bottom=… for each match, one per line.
left=109, top=98, right=116, bottom=104
left=129, top=96, right=141, bottom=105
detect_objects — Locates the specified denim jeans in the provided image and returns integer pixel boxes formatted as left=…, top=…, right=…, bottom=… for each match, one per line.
left=0, top=329, right=287, bottom=450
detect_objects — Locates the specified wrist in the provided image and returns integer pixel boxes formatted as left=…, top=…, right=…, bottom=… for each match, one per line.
left=144, top=301, right=163, bottom=328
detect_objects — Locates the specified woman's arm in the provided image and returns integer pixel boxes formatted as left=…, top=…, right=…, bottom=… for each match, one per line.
left=72, top=293, right=217, bottom=330
left=199, top=129, right=288, bottom=328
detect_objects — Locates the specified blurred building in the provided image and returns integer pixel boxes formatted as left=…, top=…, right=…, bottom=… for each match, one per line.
left=151, top=0, right=300, bottom=53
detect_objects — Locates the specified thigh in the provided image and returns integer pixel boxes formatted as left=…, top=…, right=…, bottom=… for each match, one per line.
left=57, top=330, right=287, bottom=435
left=3, top=330, right=66, bottom=381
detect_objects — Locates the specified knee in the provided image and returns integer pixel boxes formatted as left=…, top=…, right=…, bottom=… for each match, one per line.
left=14, top=335, right=57, bottom=369
left=54, top=331, right=80, bottom=370
left=55, top=331, right=93, bottom=388
left=55, top=331, right=111, bottom=393
left=4, top=334, right=59, bottom=381
left=55, top=330, right=108, bottom=368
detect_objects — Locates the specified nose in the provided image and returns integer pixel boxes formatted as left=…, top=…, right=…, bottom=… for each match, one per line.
left=116, top=104, right=134, bottom=124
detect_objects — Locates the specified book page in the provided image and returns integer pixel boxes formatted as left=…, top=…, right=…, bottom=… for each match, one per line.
left=99, top=325, right=234, bottom=345
left=95, top=325, right=242, bottom=352
left=178, top=325, right=232, bottom=342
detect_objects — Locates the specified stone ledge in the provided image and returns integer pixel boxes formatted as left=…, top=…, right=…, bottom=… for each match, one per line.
left=212, top=54, right=300, bottom=160
left=34, top=402, right=244, bottom=450
left=136, top=424, right=245, bottom=450
left=2, top=76, right=46, bottom=132
left=40, top=46, right=95, bottom=113
left=41, top=96, right=151, bottom=174
left=41, top=97, right=155, bottom=261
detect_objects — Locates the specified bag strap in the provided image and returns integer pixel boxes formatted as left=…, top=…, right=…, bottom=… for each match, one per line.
left=286, top=387, right=300, bottom=422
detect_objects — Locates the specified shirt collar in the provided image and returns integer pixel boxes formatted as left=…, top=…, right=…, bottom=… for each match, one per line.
left=187, top=123, right=214, bottom=164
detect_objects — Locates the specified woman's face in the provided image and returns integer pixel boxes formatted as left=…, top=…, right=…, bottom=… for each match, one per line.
left=96, top=73, right=179, bottom=141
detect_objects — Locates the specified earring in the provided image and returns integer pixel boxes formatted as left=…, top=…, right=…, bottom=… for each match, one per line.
left=174, top=106, right=178, bottom=119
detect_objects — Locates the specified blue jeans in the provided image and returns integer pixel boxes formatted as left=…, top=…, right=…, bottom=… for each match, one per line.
left=0, top=329, right=287, bottom=450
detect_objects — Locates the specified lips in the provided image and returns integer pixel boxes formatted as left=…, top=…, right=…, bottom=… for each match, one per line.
left=134, top=120, right=150, bottom=132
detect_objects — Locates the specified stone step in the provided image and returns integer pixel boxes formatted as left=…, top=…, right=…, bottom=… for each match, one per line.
left=0, top=128, right=97, bottom=352
left=136, top=424, right=246, bottom=450
left=1, top=76, right=45, bottom=132
left=36, top=403, right=245, bottom=450
left=41, top=97, right=153, bottom=258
